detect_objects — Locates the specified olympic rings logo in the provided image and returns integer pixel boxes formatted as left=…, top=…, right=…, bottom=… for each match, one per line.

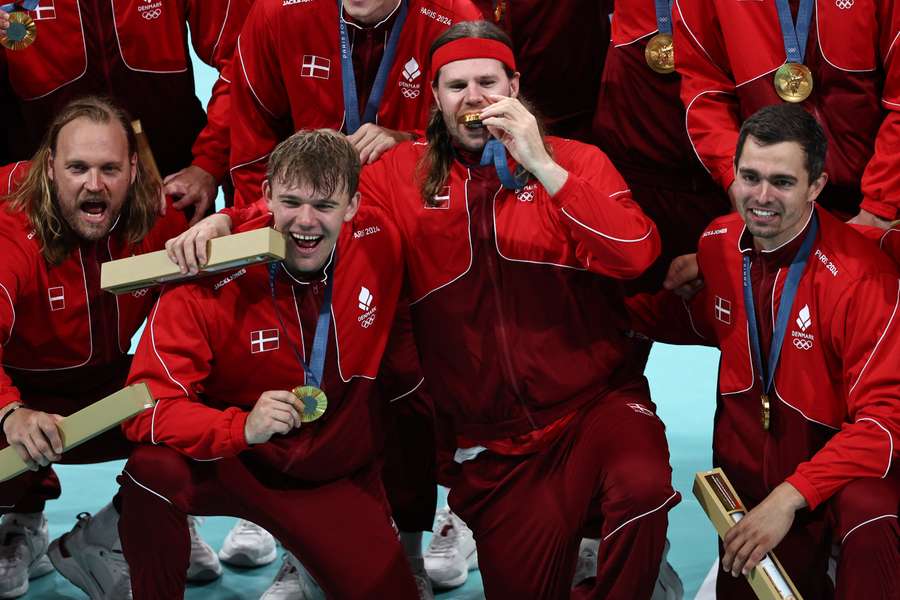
left=835, top=0, right=853, bottom=8
left=131, top=288, right=150, bottom=298
left=400, top=87, right=420, bottom=99
left=517, top=191, right=534, bottom=202
left=360, top=315, right=376, bottom=328
left=141, top=8, right=161, bottom=19
left=793, top=338, right=813, bottom=351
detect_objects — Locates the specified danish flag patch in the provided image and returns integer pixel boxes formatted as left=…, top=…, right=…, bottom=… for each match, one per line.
left=301, top=55, right=331, bottom=80
left=250, top=329, right=280, bottom=354
left=47, top=286, right=65, bottom=311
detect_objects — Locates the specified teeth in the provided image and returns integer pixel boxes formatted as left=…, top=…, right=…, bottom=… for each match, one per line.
left=291, top=233, right=321, bottom=241
left=751, top=209, right=776, bottom=217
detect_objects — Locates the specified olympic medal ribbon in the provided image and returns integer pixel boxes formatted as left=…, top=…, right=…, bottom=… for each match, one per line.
left=480, top=138, right=528, bottom=190
left=645, top=0, right=675, bottom=73
left=0, top=0, right=39, bottom=12
left=654, top=0, right=673, bottom=35
left=741, top=212, right=818, bottom=430
left=338, top=0, right=408, bottom=135
left=774, top=0, right=814, bottom=66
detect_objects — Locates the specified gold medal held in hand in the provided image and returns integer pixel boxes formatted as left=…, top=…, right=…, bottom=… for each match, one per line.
left=1, top=11, right=36, bottom=51
left=773, top=62, right=813, bottom=103
left=760, top=393, right=770, bottom=430
left=292, top=385, right=328, bottom=423
left=645, top=33, right=675, bottom=74
left=459, top=112, right=483, bottom=129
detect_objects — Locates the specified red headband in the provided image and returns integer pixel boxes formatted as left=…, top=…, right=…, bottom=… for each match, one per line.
left=429, top=38, right=517, bottom=83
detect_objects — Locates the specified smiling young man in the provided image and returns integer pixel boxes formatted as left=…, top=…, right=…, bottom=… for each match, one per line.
left=117, top=129, right=422, bottom=599
left=628, top=104, right=900, bottom=599
left=0, top=96, right=196, bottom=599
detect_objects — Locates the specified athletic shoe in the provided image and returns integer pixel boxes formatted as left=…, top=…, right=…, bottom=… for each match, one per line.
left=408, top=556, right=434, bottom=600
left=0, top=512, right=54, bottom=599
left=652, top=540, right=684, bottom=600
left=48, top=511, right=132, bottom=599
left=218, top=519, right=277, bottom=568
left=572, top=537, right=599, bottom=586
left=259, top=552, right=323, bottom=600
left=186, top=516, right=223, bottom=582
left=423, top=507, right=478, bottom=589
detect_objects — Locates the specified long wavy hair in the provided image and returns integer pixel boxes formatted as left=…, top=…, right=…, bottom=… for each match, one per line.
left=418, top=21, right=548, bottom=204
left=3, top=96, right=160, bottom=265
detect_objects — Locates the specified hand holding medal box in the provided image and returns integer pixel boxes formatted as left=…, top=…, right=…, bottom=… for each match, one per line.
left=694, top=469, right=803, bottom=600
left=0, top=0, right=38, bottom=51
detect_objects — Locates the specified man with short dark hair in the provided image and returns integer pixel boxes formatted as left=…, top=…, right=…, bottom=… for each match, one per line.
left=629, top=104, right=900, bottom=599
left=118, top=129, right=422, bottom=600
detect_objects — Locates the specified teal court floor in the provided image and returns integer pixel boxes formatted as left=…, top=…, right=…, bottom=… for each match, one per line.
left=22, top=342, right=722, bottom=599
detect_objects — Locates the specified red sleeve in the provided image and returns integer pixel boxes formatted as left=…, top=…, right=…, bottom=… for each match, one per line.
left=625, top=287, right=716, bottom=346
left=123, top=285, right=250, bottom=459
left=673, top=0, right=741, bottom=192
left=377, top=292, right=425, bottom=402
left=186, top=0, right=254, bottom=182
left=859, top=8, right=900, bottom=220
left=550, top=142, right=661, bottom=278
left=219, top=197, right=269, bottom=231
left=135, top=196, right=190, bottom=254
left=786, top=274, right=900, bottom=509
left=229, top=1, right=294, bottom=207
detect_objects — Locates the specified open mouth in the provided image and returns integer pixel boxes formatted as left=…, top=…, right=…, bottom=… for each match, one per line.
left=79, top=199, right=109, bottom=222
left=290, top=232, right=324, bottom=252
left=749, top=207, right=778, bottom=220
left=458, top=112, right=483, bottom=129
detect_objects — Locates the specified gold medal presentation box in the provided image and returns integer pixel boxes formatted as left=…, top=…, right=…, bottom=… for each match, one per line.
left=693, top=468, right=803, bottom=600
left=0, top=384, right=154, bottom=483
left=101, top=228, right=286, bottom=295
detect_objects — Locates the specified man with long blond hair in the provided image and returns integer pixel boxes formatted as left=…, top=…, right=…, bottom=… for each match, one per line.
left=0, top=96, right=196, bottom=599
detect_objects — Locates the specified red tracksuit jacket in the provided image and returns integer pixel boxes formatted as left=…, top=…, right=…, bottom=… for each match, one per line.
left=229, top=0, right=482, bottom=206
left=123, top=206, right=422, bottom=481
left=0, top=160, right=187, bottom=411
left=627, top=207, right=900, bottom=510
left=673, top=0, right=900, bottom=219
left=0, top=0, right=252, bottom=181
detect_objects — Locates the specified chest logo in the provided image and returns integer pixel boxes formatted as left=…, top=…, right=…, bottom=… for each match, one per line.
left=47, top=286, right=65, bottom=311
left=791, top=304, right=814, bottom=350
left=27, top=0, right=55, bottom=21
left=250, top=329, right=280, bottom=354
left=795, top=304, right=812, bottom=332
left=138, top=0, right=162, bottom=21
left=835, top=0, right=853, bottom=8
left=516, top=184, right=537, bottom=202
left=358, top=287, right=377, bottom=328
left=714, top=296, right=732, bottom=325
left=301, top=55, right=331, bottom=80
left=399, top=57, right=422, bottom=99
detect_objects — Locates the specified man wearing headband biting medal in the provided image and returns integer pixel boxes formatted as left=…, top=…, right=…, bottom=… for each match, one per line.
left=210, top=21, right=680, bottom=599
left=117, top=130, right=423, bottom=599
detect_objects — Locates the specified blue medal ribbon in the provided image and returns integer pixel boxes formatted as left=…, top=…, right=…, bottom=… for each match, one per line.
left=774, top=0, right=814, bottom=64
left=268, top=251, right=337, bottom=389
left=338, top=0, right=408, bottom=135
left=741, top=212, right=818, bottom=400
left=1, top=1, right=38, bottom=12
left=480, top=139, right=528, bottom=190
left=654, top=0, right=673, bottom=34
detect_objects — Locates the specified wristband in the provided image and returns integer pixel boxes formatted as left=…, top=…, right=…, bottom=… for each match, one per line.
left=0, top=405, right=21, bottom=437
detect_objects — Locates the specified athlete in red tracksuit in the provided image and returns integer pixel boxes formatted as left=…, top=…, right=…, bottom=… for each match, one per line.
left=0, top=0, right=252, bottom=212
left=673, top=0, right=900, bottom=224
left=627, top=106, right=900, bottom=599
left=229, top=0, right=482, bottom=207
left=592, top=0, right=730, bottom=290
left=118, top=130, right=420, bottom=599
left=224, top=25, right=680, bottom=598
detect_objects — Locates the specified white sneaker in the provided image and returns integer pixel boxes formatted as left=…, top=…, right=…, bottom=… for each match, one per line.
left=572, top=537, right=599, bottom=586
left=259, top=552, right=324, bottom=600
left=423, top=507, right=477, bottom=589
left=408, top=556, right=434, bottom=600
left=0, top=512, right=54, bottom=599
left=218, top=519, right=277, bottom=567
left=48, top=510, right=132, bottom=600
left=651, top=540, right=683, bottom=600
left=186, top=516, right=223, bottom=582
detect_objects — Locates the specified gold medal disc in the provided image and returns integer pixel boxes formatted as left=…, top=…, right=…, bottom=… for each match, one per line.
left=773, top=63, right=813, bottom=103
left=1, top=12, right=37, bottom=51
left=760, top=394, right=771, bottom=430
left=645, top=33, right=675, bottom=74
left=459, top=112, right=483, bottom=129
left=292, top=385, right=328, bottom=423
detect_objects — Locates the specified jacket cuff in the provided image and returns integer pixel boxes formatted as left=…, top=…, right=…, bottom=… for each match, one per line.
left=785, top=472, right=822, bottom=510
left=713, top=165, right=735, bottom=194
left=190, top=156, right=227, bottom=184
left=548, top=170, right=578, bottom=204
left=859, top=197, right=898, bottom=221
left=227, top=409, right=250, bottom=455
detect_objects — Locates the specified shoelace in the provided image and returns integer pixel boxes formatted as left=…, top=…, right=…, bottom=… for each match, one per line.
left=272, top=554, right=299, bottom=586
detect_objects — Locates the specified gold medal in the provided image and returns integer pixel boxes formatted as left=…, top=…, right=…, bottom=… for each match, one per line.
left=645, top=33, right=675, bottom=74
left=459, top=112, right=483, bottom=129
left=773, top=63, right=813, bottom=103
left=1, top=11, right=37, bottom=51
left=760, top=394, right=770, bottom=430
left=292, top=385, right=328, bottom=423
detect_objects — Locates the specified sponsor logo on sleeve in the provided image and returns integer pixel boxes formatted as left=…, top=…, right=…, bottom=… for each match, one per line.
left=702, top=227, right=728, bottom=238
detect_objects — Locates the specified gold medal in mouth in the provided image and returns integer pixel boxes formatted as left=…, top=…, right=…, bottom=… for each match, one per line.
left=459, top=113, right=483, bottom=129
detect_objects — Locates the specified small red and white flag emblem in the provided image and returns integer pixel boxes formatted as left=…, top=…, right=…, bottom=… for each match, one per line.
left=47, top=286, right=65, bottom=311
left=714, top=296, right=732, bottom=325
left=250, top=329, right=280, bottom=353
left=28, top=0, right=56, bottom=20
left=427, top=186, right=450, bottom=209
left=301, top=55, right=331, bottom=79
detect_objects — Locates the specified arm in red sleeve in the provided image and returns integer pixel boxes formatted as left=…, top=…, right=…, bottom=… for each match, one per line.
left=219, top=197, right=269, bottom=231
left=123, top=285, right=250, bottom=460
left=0, top=241, right=29, bottom=411
left=229, top=2, right=294, bottom=207
left=626, top=287, right=716, bottom=346
left=190, top=62, right=233, bottom=182
left=550, top=142, right=661, bottom=278
left=859, top=11, right=900, bottom=220
left=377, top=291, right=425, bottom=403
left=786, top=274, right=900, bottom=509
left=673, top=0, right=741, bottom=191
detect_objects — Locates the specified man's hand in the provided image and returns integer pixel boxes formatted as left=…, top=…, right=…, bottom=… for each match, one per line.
left=244, top=391, right=302, bottom=445
left=2, top=407, right=64, bottom=470
left=848, top=208, right=892, bottom=230
left=1, top=9, right=10, bottom=31
left=346, top=124, right=414, bottom=165
left=165, top=213, right=233, bottom=275
left=163, top=166, right=218, bottom=225
left=722, top=482, right=807, bottom=577
left=663, top=253, right=704, bottom=299
left=480, top=94, right=568, bottom=195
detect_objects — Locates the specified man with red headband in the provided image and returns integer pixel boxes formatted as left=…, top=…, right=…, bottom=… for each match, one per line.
left=192, top=21, right=680, bottom=598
